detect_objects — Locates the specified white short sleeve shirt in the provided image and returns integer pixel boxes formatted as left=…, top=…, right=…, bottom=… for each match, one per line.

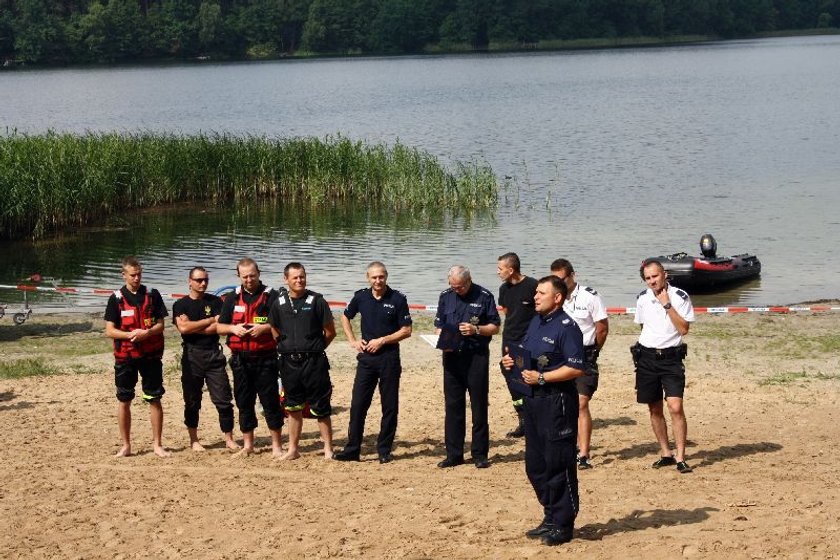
left=563, top=284, right=608, bottom=347
left=634, top=284, right=695, bottom=348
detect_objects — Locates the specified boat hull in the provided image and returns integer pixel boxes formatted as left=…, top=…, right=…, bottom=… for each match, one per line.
left=645, top=253, right=762, bottom=292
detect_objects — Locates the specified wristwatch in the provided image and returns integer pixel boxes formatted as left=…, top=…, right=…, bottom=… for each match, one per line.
left=663, top=302, right=672, bottom=310
left=537, top=372, right=545, bottom=386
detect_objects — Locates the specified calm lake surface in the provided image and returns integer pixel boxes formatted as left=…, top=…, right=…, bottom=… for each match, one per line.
left=2, top=36, right=839, bottom=309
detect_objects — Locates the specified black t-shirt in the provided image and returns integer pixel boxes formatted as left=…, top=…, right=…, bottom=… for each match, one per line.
left=172, top=293, right=223, bottom=349
left=217, top=284, right=279, bottom=325
left=498, top=276, right=538, bottom=344
left=104, top=285, right=168, bottom=325
left=344, top=286, right=412, bottom=343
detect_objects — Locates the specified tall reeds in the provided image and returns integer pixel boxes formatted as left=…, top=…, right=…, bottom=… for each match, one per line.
left=0, top=132, right=498, bottom=239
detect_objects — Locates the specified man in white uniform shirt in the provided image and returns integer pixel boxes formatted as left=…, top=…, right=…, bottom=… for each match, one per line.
left=633, top=259, right=695, bottom=474
left=551, top=259, right=609, bottom=469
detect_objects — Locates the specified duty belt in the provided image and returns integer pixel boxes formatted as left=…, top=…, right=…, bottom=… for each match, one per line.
left=638, top=344, right=686, bottom=359
left=584, top=345, right=600, bottom=363
left=531, top=381, right=576, bottom=397
left=281, top=351, right=323, bottom=362
left=235, top=350, right=276, bottom=361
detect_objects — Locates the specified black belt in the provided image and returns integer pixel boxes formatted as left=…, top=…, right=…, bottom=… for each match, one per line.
left=584, top=345, right=600, bottom=362
left=531, top=381, right=576, bottom=397
left=638, top=344, right=684, bottom=359
left=281, top=351, right=323, bottom=362
left=235, top=350, right=276, bottom=361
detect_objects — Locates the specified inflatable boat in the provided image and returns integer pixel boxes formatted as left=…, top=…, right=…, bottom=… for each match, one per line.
left=643, top=234, right=761, bottom=292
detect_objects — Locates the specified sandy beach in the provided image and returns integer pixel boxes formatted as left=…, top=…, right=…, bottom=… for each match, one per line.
left=1, top=308, right=838, bottom=559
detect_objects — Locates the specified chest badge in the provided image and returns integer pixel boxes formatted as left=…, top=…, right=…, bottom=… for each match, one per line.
left=469, top=315, right=480, bottom=325
left=204, top=306, right=211, bottom=316
left=537, top=355, right=549, bottom=369
left=514, top=354, right=526, bottom=370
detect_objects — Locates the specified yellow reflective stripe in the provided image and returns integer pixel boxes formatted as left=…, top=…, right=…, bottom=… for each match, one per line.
left=512, top=398, right=524, bottom=407
left=284, top=404, right=305, bottom=411
left=141, top=392, right=157, bottom=401
left=308, top=408, right=329, bottom=417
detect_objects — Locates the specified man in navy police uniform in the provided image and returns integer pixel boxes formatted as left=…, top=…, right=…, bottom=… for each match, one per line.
left=502, top=275, right=585, bottom=546
left=335, top=261, right=412, bottom=464
left=434, top=265, right=500, bottom=469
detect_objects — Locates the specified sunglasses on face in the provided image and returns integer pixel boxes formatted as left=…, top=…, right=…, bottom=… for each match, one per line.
left=191, top=277, right=209, bottom=283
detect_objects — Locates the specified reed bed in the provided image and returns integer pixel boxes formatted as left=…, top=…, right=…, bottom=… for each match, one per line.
left=0, top=132, right=498, bottom=239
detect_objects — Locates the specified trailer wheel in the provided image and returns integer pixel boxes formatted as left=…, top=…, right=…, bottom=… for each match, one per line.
left=13, top=313, right=27, bottom=325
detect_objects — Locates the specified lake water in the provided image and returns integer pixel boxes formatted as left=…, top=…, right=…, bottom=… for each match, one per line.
left=2, top=36, right=839, bottom=310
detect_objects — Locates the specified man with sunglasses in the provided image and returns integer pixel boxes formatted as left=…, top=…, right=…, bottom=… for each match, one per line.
left=173, top=266, right=239, bottom=452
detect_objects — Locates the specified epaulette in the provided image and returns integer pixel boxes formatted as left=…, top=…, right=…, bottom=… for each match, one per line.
left=675, top=289, right=688, bottom=300
left=276, top=287, right=288, bottom=296
left=354, top=287, right=367, bottom=295
left=585, top=286, right=598, bottom=295
left=480, top=289, right=492, bottom=297
left=637, top=289, right=647, bottom=298
left=440, top=288, right=453, bottom=295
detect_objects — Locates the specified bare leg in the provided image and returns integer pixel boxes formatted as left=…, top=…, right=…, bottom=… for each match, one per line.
left=115, top=401, right=132, bottom=457
left=280, top=411, right=302, bottom=460
left=223, top=431, right=241, bottom=451
left=187, top=427, right=206, bottom=451
left=666, top=397, right=688, bottom=461
left=270, top=428, right=283, bottom=459
left=236, top=431, right=255, bottom=457
left=149, top=400, right=171, bottom=458
left=648, top=400, right=672, bottom=457
left=577, top=394, right=593, bottom=458
left=318, top=416, right=334, bottom=459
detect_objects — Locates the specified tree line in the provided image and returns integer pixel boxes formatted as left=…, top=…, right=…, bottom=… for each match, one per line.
left=1, top=0, right=839, bottom=65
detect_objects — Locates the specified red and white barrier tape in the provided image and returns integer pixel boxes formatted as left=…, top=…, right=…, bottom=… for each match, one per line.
left=2, top=283, right=838, bottom=314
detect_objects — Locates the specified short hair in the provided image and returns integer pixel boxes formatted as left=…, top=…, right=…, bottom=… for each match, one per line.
left=538, top=275, right=569, bottom=299
left=550, top=258, right=574, bottom=276
left=367, top=261, right=388, bottom=275
left=236, top=257, right=259, bottom=274
left=447, top=265, right=471, bottom=282
left=284, top=262, right=305, bottom=277
left=189, top=266, right=207, bottom=278
left=640, top=259, right=665, bottom=279
left=122, top=256, right=141, bottom=271
left=497, top=252, right=521, bottom=272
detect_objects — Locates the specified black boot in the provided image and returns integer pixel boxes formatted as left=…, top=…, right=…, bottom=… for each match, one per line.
left=506, top=409, right=525, bottom=438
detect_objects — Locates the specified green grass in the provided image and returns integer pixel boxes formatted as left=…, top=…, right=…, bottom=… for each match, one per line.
left=0, top=132, right=499, bottom=239
left=0, top=358, right=64, bottom=379
left=758, top=371, right=809, bottom=386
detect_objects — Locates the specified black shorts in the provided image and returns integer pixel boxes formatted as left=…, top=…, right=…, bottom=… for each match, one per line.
left=115, top=357, right=165, bottom=402
left=279, top=353, right=332, bottom=417
left=634, top=354, right=685, bottom=403
left=575, top=361, right=599, bottom=398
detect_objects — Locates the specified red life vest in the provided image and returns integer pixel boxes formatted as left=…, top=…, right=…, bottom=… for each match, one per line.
left=113, top=289, right=165, bottom=360
left=226, top=286, right=275, bottom=354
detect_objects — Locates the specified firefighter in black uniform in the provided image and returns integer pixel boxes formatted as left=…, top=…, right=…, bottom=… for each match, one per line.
left=434, top=265, right=500, bottom=469
left=268, top=262, right=337, bottom=460
left=502, top=275, right=585, bottom=546
left=172, top=266, right=239, bottom=452
left=335, top=261, right=413, bottom=464
left=217, top=258, right=284, bottom=458
left=104, top=255, right=170, bottom=458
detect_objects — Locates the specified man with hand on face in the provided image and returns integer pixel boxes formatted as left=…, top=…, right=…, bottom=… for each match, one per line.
left=434, top=265, right=500, bottom=469
left=633, top=259, right=695, bottom=474
left=501, top=276, right=585, bottom=546
left=104, top=256, right=170, bottom=458
left=217, top=258, right=284, bottom=458
left=335, top=262, right=412, bottom=464
left=269, top=262, right=336, bottom=460
left=172, top=266, right=239, bottom=452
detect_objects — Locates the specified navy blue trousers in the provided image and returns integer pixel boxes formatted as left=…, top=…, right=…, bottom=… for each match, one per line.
left=343, top=349, right=402, bottom=456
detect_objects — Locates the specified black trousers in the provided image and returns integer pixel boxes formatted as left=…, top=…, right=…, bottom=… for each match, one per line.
left=524, top=390, right=579, bottom=530
left=343, top=349, right=402, bottom=456
left=230, top=353, right=284, bottom=433
left=181, top=344, right=235, bottom=433
left=442, top=349, right=490, bottom=459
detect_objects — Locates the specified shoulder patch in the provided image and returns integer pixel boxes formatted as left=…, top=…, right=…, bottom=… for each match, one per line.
left=675, top=289, right=688, bottom=300
left=585, top=286, right=598, bottom=295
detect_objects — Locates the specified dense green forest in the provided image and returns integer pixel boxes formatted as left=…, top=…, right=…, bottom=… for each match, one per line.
left=1, top=0, right=838, bottom=65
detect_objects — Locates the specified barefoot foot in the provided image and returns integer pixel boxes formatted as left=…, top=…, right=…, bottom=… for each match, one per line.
left=190, top=441, right=207, bottom=452
left=234, top=447, right=255, bottom=458
left=115, top=445, right=132, bottom=458
left=280, top=449, right=301, bottom=461
left=153, top=446, right=172, bottom=458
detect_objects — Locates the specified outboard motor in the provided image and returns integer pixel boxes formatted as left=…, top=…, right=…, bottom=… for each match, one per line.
left=700, top=233, right=717, bottom=258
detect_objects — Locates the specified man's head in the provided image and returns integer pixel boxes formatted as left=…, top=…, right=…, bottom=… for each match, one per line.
left=447, top=265, right=472, bottom=296
left=366, top=261, right=388, bottom=293
left=236, top=258, right=261, bottom=293
left=641, top=259, right=668, bottom=293
left=121, top=256, right=142, bottom=292
left=534, top=275, right=569, bottom=316
left=284, top=262, right=307, bottom=295
left=550, top=258, right=576, bottom=292
left=497, top=252, right=520, bottom=283
left=188, top=266, right=209, bottom=295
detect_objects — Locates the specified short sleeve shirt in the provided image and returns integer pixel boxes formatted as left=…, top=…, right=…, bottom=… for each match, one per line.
left=344, top=286, right=412, bottom=342
left=563, top=284, right=608, bottom=347
left=434, top=283, right=501, bottom=351
left=104, top=285, right=168, bottom=325
left=172, top=293, right=223, bottom=349
left=519, top=308, right=585, bottom=388
left=634, top=284, right=695, bottom=348
left=498, top=276, right=538, bottom=345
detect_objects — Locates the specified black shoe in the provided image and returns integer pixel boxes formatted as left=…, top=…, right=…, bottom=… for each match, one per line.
left=378, top=453, right=393, bottom=464
left=541, top=528, right=573, bottom=546
left=506, top=417, right=525, bottom=438
left=473, top=455, right=490, bottom=469
left=652, top=455, right=677, bottom=468
left=577, top=456, right=593, bottom=469
left=334, top=450, right=361, bottom=462
left=437, top=456, right=464, bottom=468
left=676, top=460, right=693, bottom=473
left=525, top=521, right=554, bottom=540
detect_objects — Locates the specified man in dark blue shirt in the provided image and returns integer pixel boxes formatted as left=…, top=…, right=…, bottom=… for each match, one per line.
left=434, top=265, right=501, bottom=469
left=335, top=262, right=413, bottom=464
left=502, top=275, right=585, bottom=546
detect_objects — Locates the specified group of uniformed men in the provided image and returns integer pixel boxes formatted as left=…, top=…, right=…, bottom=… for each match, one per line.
left=104, top=253, right=695, bottom=547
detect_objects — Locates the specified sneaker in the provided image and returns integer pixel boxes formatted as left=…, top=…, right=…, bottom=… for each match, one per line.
left=652, top=456, right=677, bottom=468
left=541, top=527, right=573, bottom=546
left=525, top=521, right=554, bottom=540
left=577, top=456, right=593, bottom=470
left=676, top=460, right=693, bottom=473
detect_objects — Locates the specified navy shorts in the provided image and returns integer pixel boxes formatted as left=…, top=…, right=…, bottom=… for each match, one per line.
left=634, top=354, right=685, bottom=403
left=115, top=357, right=165, bottom=402
left=575, top=361, right=599, bottom=398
